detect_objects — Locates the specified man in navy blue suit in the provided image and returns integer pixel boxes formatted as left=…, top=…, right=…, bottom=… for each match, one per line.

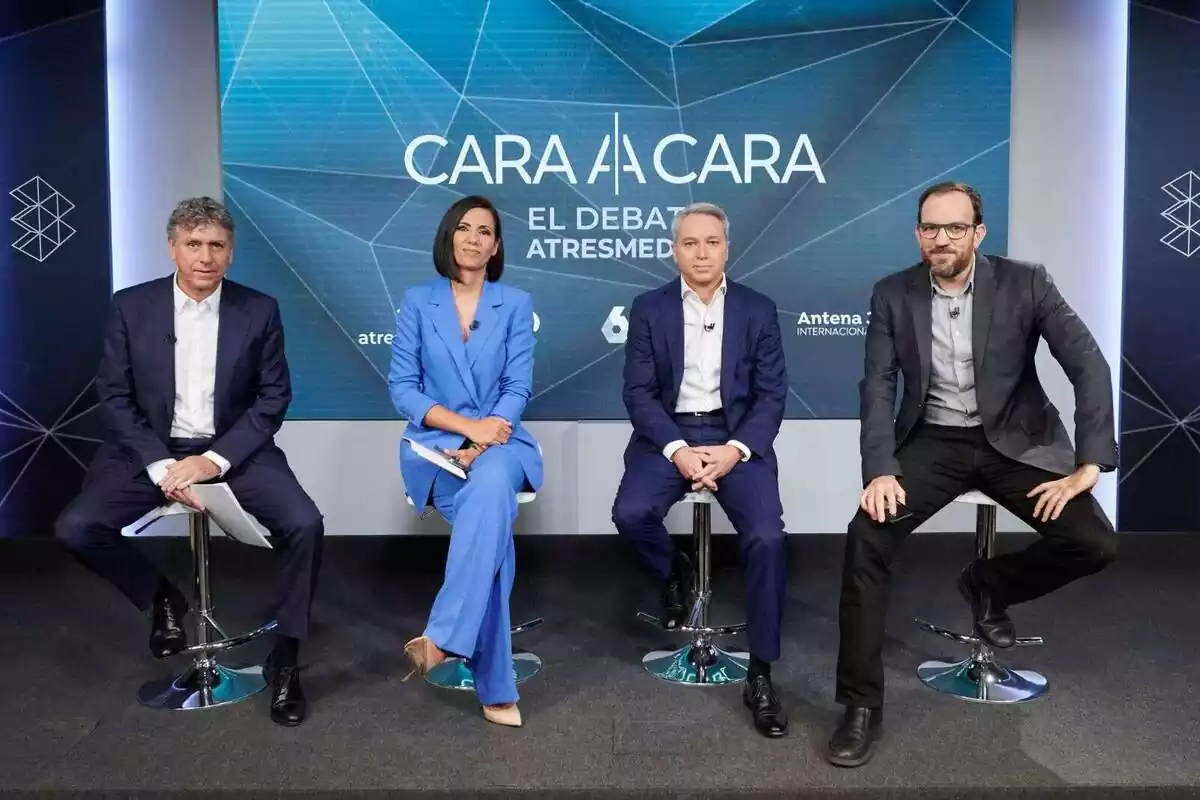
left=55, top=197, right=323, bottom=726
left=611, top=202, right=789, bottom=737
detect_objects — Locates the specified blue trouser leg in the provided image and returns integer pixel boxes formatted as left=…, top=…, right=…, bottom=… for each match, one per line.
left=467, top=535, right=517, bottom=705
left=424, top=447, right=524, bottom=705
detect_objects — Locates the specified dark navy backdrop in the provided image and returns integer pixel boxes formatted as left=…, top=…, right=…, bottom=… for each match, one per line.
left=0, top=0, right=110, bottom=537
left=1119, top=0, right=1200, bottom=532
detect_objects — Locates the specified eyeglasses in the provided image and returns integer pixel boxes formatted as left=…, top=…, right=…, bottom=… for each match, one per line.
left=918, top=222, right=976, bottom=240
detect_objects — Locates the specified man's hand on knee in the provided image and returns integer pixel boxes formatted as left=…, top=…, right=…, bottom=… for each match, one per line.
left=671, top=446, right=706, bottom=485
left=860, top=476, right=906, bottom=523
left=161, top=456, right=221, bottom=494
left=690, top=445, right=742, bottom=491
left=164, top=485, right=205, bottom=512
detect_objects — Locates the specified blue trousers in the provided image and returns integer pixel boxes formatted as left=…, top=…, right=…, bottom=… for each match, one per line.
left=423, top=446, right=525, bottom=706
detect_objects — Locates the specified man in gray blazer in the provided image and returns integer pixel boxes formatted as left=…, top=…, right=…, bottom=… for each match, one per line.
left=826, top=182, right=1119, bottom=767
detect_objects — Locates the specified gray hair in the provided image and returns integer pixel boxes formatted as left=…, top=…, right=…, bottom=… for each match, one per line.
left=672, top=201, right=730, bottom=241
left=167, top=196, right=235, bottom=240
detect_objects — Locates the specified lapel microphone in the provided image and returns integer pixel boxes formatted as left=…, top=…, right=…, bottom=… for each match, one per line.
left=166, top=333, right=177, bottom=344
left=469, top=320, right=479, bottom=330
left=703, top=322, right=716, bottom=332
left=949, top=307, right=960, bottom=320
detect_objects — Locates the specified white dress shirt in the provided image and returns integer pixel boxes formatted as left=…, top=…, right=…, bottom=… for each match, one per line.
left=145, top=277, right=231, bottom=486
left=663, top=276, right=751, bottom=463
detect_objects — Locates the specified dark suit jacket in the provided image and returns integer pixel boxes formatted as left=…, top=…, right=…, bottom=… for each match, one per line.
left=92, top=276, right=291, bottom=476
left=859, top=253, right=1118, bottom=484
left=622, top=278, right=786, bottom=466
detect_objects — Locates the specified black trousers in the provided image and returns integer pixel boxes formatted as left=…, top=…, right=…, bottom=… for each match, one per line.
left=835, top=424, right=1117, bottom=708
left=55, top=439, right=325, bottom=640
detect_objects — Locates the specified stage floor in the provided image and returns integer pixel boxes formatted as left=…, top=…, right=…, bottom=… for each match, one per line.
left=1, top=532, right=1197, bottom=799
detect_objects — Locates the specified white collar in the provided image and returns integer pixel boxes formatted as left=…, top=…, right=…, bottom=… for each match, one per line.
left=173, top=274, right=223, bottom=312
left=680, top=274, right=728, bottom=300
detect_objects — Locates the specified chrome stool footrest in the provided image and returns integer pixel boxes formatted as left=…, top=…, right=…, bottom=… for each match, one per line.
left=637, top=610, right=747, bottom=638
left=424, top=617, right=546, bottom=691
left=913, top=494, right=1049, bottom=704
left=138, top=511, right=276, bottom=712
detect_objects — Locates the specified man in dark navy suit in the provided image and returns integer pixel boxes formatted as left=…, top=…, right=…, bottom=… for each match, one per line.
left=611, top=202, right=789, bottom=738
left=55, top=197, right=323, bottom=726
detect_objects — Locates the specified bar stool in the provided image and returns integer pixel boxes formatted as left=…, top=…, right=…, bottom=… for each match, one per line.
left=638, top=490, right=749, bottom=685
left=913, top=490, right=1048, bottom=703
left=128, top=502, right=279, bottom=711
left=404, top=489, right=544, bottom=691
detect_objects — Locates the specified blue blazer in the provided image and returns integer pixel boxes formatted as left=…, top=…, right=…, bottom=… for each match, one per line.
left=388, top=278, right=544, bottom=507
left=93, top=276, right=291, bottom=476
left=622, top=278, right=786, bottom=467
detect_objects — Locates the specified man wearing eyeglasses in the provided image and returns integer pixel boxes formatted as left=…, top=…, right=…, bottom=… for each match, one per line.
left=826, top=181, right=1118, bottom=767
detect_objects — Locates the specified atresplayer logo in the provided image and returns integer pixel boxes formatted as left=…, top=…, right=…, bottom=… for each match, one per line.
left=603, top=306, right=629, bottom=344
left=403, top=112, right=825, bottom=197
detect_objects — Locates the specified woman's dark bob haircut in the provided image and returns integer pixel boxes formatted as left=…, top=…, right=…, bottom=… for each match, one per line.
left=432, top=195, right=504, bottom=282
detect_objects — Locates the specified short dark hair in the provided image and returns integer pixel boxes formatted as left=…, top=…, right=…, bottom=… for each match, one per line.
left=167, top=196, right=234, bottom=240
left=917, top=181, right=983, bottom=226
left=432, top=195, right=504, bottom=282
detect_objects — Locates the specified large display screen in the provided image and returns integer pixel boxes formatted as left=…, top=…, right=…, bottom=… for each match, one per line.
left=218, top=0, right=1011, bottom=419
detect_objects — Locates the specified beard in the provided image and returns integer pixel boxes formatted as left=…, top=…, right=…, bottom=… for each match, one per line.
left=926, top=247, right=973, bottom=279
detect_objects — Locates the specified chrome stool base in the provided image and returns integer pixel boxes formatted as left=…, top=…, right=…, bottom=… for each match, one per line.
left=914, top=493, right=1049, bottom=705
left=637, top=494, right=749, bottom=687
left=136, top=510, right=277, bottom=712
left=425, top=651, right=543, bottom=691
left=917, top=652, right=1049, bottom=703
left=642, top=642, right=749, bottom=686
left=424, top=616, right=545, bottom=691
left=138, top=663, right=269, bottom=710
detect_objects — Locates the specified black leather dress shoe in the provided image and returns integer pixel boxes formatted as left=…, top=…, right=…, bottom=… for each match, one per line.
left=659, top=551, right=692, bottom=630
left=958, top=563, right=1015, bottom=648
left=827, top=706, right=883, bottom=767
left=149, top=593, right=188, bottom=659
left=264, top=655, right=308, bottom=727
left=742, top=674, right=788, bottom=737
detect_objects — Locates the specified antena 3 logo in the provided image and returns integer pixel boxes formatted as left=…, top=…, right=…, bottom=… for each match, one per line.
left=404, top=113, right=825, bottom=197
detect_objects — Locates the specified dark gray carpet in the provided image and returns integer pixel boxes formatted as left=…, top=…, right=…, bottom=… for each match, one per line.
left=1, top=531, right=1197, bottom=799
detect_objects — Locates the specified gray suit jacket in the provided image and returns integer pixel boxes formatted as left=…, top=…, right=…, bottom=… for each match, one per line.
left=859, top=253, right=1118, bottom=484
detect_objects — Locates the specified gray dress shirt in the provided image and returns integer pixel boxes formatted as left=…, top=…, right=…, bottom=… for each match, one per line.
left=924, top=261, right=980, bottom=427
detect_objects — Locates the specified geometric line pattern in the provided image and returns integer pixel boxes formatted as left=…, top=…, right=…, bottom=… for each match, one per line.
left=1118, top=357, right=1200, bottom=484
left=1160, top=170, right=1200, bottom=257
left=0, top=380, right=101, bottom=511
left=218, top=0, right=1011, bottom=419
left=10, top=175, right=76, bottom=262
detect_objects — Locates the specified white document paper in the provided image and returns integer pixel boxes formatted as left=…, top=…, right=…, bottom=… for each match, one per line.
left=130, top=501, right=193, bottom=535
left=189, top=483, right=273, bottom=549
left=404, top=437, right=467, bottom=480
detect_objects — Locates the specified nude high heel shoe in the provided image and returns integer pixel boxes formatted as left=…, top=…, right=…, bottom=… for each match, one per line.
left=482, top=703, right=522, bottom=727
left=402, top=635, right=446, bottom=681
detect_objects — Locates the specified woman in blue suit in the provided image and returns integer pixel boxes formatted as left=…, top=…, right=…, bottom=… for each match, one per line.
left=388, top=195, right=543, bottom=727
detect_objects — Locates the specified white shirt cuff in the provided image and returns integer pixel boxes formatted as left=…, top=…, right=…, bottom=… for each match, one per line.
left=146, top=458, right=175, bottom=486
left=727, top=440, right=752, bottom=462
left=202, top=450, right=231, bottom=477
left=663, top=440, right=688, bottom=461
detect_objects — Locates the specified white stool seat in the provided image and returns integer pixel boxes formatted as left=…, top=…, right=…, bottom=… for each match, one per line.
left=681, top=490, right=715, bottom=505
left=955, top=490, right=997, bottom=507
